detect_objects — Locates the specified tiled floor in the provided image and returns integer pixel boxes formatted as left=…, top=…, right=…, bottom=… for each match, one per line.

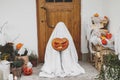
left=20, top=61, right=99, bottom=80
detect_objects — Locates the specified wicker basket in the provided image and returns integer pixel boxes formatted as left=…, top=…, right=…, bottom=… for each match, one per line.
left=94, top=52, right=103, bottom=71
left=93, top=49, right=115, bottom=71
left=94, top=44, right=109, bottom=51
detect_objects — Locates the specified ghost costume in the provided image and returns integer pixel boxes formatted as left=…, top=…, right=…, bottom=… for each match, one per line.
left=39, top=22, right=85, bottom=78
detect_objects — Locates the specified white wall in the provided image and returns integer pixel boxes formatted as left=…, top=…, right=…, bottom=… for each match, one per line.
left=81, top=0, right=120, bottom=53
left=105, top=0, right=120, bottom=34
left=0, top=0, right=38, bottom=55
left=1, top=0, right=118, bottom=55
left=81, top=0, right=104, bottom=53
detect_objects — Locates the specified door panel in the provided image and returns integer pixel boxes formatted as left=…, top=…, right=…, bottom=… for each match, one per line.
left=36, top=0, right=81, bottom=62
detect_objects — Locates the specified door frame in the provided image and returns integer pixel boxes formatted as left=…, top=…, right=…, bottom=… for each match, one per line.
left=36, top=0, right=82, bottom=62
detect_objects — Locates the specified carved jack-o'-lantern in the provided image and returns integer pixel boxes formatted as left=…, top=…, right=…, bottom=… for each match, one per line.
left=23, top=67, right=32, bottom=75
left=52, top=38, right=69, bottom=51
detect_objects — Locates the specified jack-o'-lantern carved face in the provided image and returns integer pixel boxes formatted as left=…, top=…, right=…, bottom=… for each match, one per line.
left=52, top=38, right=69, bottom=51
left=23, top=67, right=32, bottom=75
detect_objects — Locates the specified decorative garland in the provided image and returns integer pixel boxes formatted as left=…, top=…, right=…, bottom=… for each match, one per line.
left=96, top=53, right=120, bottom=80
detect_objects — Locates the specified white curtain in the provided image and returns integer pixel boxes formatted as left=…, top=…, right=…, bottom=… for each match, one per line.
left=39, top=22, right=85, bottom=78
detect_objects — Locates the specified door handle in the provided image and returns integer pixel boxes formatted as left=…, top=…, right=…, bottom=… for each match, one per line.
left=40, top=6, right=54, bottom=28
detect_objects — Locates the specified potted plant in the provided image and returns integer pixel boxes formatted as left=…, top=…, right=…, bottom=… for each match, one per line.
left=29, top=51, right=38, bottom=67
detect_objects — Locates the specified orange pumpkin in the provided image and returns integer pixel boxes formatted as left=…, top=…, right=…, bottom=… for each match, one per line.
left=100, top=36, right=106, bottom=40
left=16, top=43, right=23, bottom=50
left=101, top=39, right=107, bottom=45
left=52, top=38, right=69, bottom=51
left=106, top=33, right=112, bottom=39
left=94, top=13, right=99, bottom=17
left=23, top=67, right=32, bottom=75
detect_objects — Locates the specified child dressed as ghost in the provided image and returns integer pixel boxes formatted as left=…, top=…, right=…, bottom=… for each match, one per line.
left=39, top=22, right=85, bottom=78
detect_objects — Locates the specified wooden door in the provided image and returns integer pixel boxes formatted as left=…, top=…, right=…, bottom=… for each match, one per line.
left=36, top=0, right=81, bottom=63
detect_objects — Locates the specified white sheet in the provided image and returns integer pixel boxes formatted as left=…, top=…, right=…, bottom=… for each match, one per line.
left=0, top=60, right=10, bottom=80
left=39, top=22, right=85, bottom=78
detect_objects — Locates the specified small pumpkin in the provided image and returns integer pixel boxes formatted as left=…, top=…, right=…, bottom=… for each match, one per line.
left=100, top=36, right=106, bottom=40
left=23, top=67, right=32, bottom=75
left=94, top=13, right=99, bottom=17
left=101, top=39, right=107, bottom=45
left=52, top=38, right=69, bottom=51
left=106, top=33, right=112, bottom=39
left=16, top=43, right=23, bottom=50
